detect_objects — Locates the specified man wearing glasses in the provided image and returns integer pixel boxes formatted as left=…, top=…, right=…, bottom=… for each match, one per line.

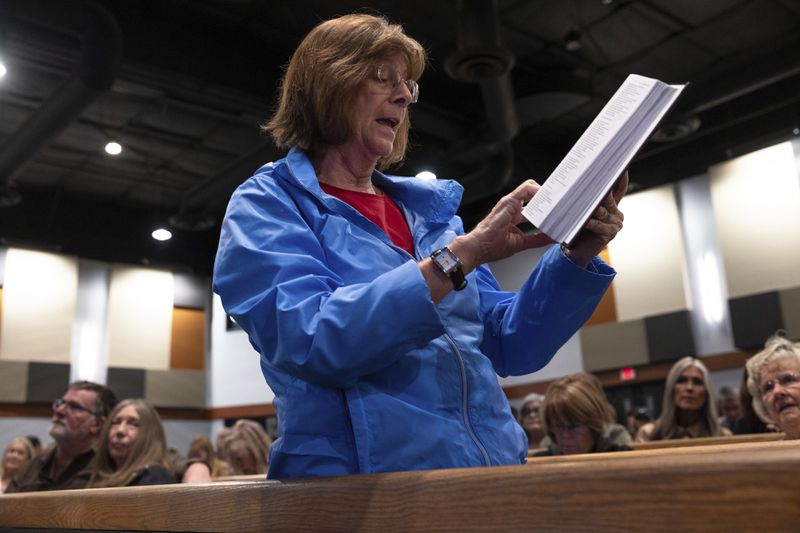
left=7, top=381, right=116, bottom=492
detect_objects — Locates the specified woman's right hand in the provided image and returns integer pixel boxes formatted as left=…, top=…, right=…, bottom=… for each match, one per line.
left=451, top=179, right=553, bottom=272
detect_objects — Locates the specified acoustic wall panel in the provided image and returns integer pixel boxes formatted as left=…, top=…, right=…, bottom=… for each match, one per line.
left=170, top=308, right=205, bottom=370
left=644, top=310, right=696, bottom=362
left=0, top=361, right=28, bottom=402
left=606, top=185, right=690, bottom=321
left=0, top=249, right=77, bottom=363
left=107, top=266, right=173, bottom=369
left=581, top=319, right=649, bottom=372
left=26, top=362, right=71, bottom=402
left=145, top=369, right=205, bottom=408
left=107, top=367, right=146, bottom=400
left=778, top=287, right=800, bottom=340
left=711, top=142, right=800, bottom=298
left=728, top=292, right=784, bottom=349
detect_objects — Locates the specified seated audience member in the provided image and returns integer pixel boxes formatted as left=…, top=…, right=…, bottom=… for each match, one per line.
left=532, top=374, right=631, bottom=456
left=636, top=357, right=731, bottom=442
left=186, top=436, right=232, bottom=479
left=7, top=381, right=117, bottom=492
left=24, top=436, right=42, bottom=457
left=214, top=427, right=234, bottom=463
left=733, top=367, right=773, bottom=435
left=520, top=393, right=546, bottom=449
left=745, top=333, right=800, bottom=439
left=717, top=386, right=743, bottom=431
left=1, top=438, right=36, bottom=493
left=221, top=419, right=272, bottom=475
left=626, top=406, right=651, bottom=439
left=89, top=399, right=175, bottom=487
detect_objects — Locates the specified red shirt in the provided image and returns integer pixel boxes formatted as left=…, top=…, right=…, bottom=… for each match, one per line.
left=320, top=182, right=415, bottom=256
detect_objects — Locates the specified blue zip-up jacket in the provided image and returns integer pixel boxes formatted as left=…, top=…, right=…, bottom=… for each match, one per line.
left=213, top=147, right=615, bottom=479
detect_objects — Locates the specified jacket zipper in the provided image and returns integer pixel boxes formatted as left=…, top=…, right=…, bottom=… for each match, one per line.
left=445, top=333, right=491, bottom=466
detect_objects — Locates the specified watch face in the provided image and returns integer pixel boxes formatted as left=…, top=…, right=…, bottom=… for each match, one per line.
left=434, top=248, right=459, bottom=272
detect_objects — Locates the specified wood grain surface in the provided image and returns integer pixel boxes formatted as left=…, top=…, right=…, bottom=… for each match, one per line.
left=1, top=440, right=798, bottom=532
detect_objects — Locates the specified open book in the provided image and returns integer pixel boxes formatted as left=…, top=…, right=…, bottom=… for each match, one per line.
left=521, top=74, right=687, bottom=245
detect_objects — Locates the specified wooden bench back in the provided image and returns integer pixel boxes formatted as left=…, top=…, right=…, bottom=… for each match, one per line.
left=1, top=439, right=798, bottom=532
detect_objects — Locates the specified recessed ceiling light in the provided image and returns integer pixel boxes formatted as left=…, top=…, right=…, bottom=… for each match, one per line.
left=151, top=228, right=172, bottom=241
left=104, top=141, right=122, bottom=155
left=0, top=61, right=7, bottom=78
left=793, top=127, right=800, bottom=136
left=416, top=170, right=437, bottom=180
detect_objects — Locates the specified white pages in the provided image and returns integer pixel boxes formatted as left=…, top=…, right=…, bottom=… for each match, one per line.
left=521, top=74, right=686, bottom=245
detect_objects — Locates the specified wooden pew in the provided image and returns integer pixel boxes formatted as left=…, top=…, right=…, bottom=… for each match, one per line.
left=526, top=431, right=784, bottom=457
left=1, top=440, right=798, bottom=532
left=629, top=431, right=784, bottom=450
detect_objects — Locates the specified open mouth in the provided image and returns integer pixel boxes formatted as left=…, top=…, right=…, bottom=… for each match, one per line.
left=777, top=402, right=797, bottom=413
left=377, top=117, right=399, bottom=130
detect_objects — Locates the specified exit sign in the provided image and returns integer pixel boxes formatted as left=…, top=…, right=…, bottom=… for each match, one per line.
left=620, top=367, right=637, bottom=381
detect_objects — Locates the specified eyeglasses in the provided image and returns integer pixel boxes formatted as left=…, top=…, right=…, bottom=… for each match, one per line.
left=760, top=372, right=800, bottom=399
left=52, top=397, right=98, bottom=416
left=521, top=406, right=540, bottom=418
left=376, top=64, right=419, bottom=104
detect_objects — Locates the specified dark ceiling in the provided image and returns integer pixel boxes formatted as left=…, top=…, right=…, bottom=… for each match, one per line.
left=1, top=0, right=800, bottom=275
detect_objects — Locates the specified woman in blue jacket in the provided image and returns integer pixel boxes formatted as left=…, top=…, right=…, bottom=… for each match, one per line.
left=213, top=13, right=627, bottom=479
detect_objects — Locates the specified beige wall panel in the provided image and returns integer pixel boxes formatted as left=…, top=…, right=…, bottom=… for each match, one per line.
left=145, top=369, right=205, bottom=408
left=580, top=319, right=649, bottom=372
left=607, top=185, right=690, bottom=321
left=779, top=287, right=800, bottom=340
left=107, top=267, right=173, bottom=369
left=0, top=249, right=77, bottom=363
left=0, top=361, right=28, bottom=402
left=711, top=142, right=800, bottom=298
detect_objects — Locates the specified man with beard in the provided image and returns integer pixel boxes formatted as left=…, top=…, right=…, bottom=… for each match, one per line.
left=7, top=381, right=116, bottom=492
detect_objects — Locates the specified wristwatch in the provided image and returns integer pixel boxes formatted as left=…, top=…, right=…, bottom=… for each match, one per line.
left=430, top=246, right=467, bottom=291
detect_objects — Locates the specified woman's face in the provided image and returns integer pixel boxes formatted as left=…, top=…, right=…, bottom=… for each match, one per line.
left=3, top=441, right=30, bottom=475
left=551, top=423, right=595, bottom=455
left=759, top=358, right=800, bottom=438
left=673, top=366, right=707, bottom=412
left=521, top=400, right=542, bottom=433
left=108, top=404, right=141, bottom=467
left=228, top=443, right=258, bottom=475
left=344, top=54, right=413, bottom=163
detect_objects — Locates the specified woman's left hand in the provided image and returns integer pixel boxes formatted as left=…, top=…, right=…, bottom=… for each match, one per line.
left=564, top=170, right=628, bottom=267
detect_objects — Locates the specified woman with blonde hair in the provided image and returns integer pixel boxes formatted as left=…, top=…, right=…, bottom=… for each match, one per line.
left=186, top=435, right=232, bottom=478
left=89, top=399, right=175, bottom=487
left=221, top=419, right=272, bottom=476
left=637, top=357, right=729, bottom=441
left=1, top=437, right=36, bottom=493
left=745, top=332, right=800, bottom=439
left=533, top=373, right=630, bottom=456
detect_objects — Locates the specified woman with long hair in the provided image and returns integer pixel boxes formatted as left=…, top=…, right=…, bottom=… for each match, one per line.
left=89, top=399, right=175, bottom=487
left=1, top=437, right=35, bottom=493
left=637, top=357, right=730, bottom=441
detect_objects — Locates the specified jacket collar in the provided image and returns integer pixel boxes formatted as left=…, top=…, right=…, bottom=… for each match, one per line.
left=283, top=147, right=462, bottom=224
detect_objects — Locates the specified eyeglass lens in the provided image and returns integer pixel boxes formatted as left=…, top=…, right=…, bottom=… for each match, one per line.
left=52, top=397, right=95, bottom=415
left=377, top=65, right=419, bottom=103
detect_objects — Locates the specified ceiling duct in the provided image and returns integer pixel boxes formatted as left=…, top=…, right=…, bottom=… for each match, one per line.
left=444, top=0, right=519, bottom=202
left=0, top=0, right=122, bottom=207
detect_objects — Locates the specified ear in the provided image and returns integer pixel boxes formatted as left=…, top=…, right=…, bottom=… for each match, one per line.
left=90, top=415, right=107, bottom=436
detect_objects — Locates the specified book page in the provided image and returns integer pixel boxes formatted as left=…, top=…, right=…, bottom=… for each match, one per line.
left=522, top=75, right=659, bottom=227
